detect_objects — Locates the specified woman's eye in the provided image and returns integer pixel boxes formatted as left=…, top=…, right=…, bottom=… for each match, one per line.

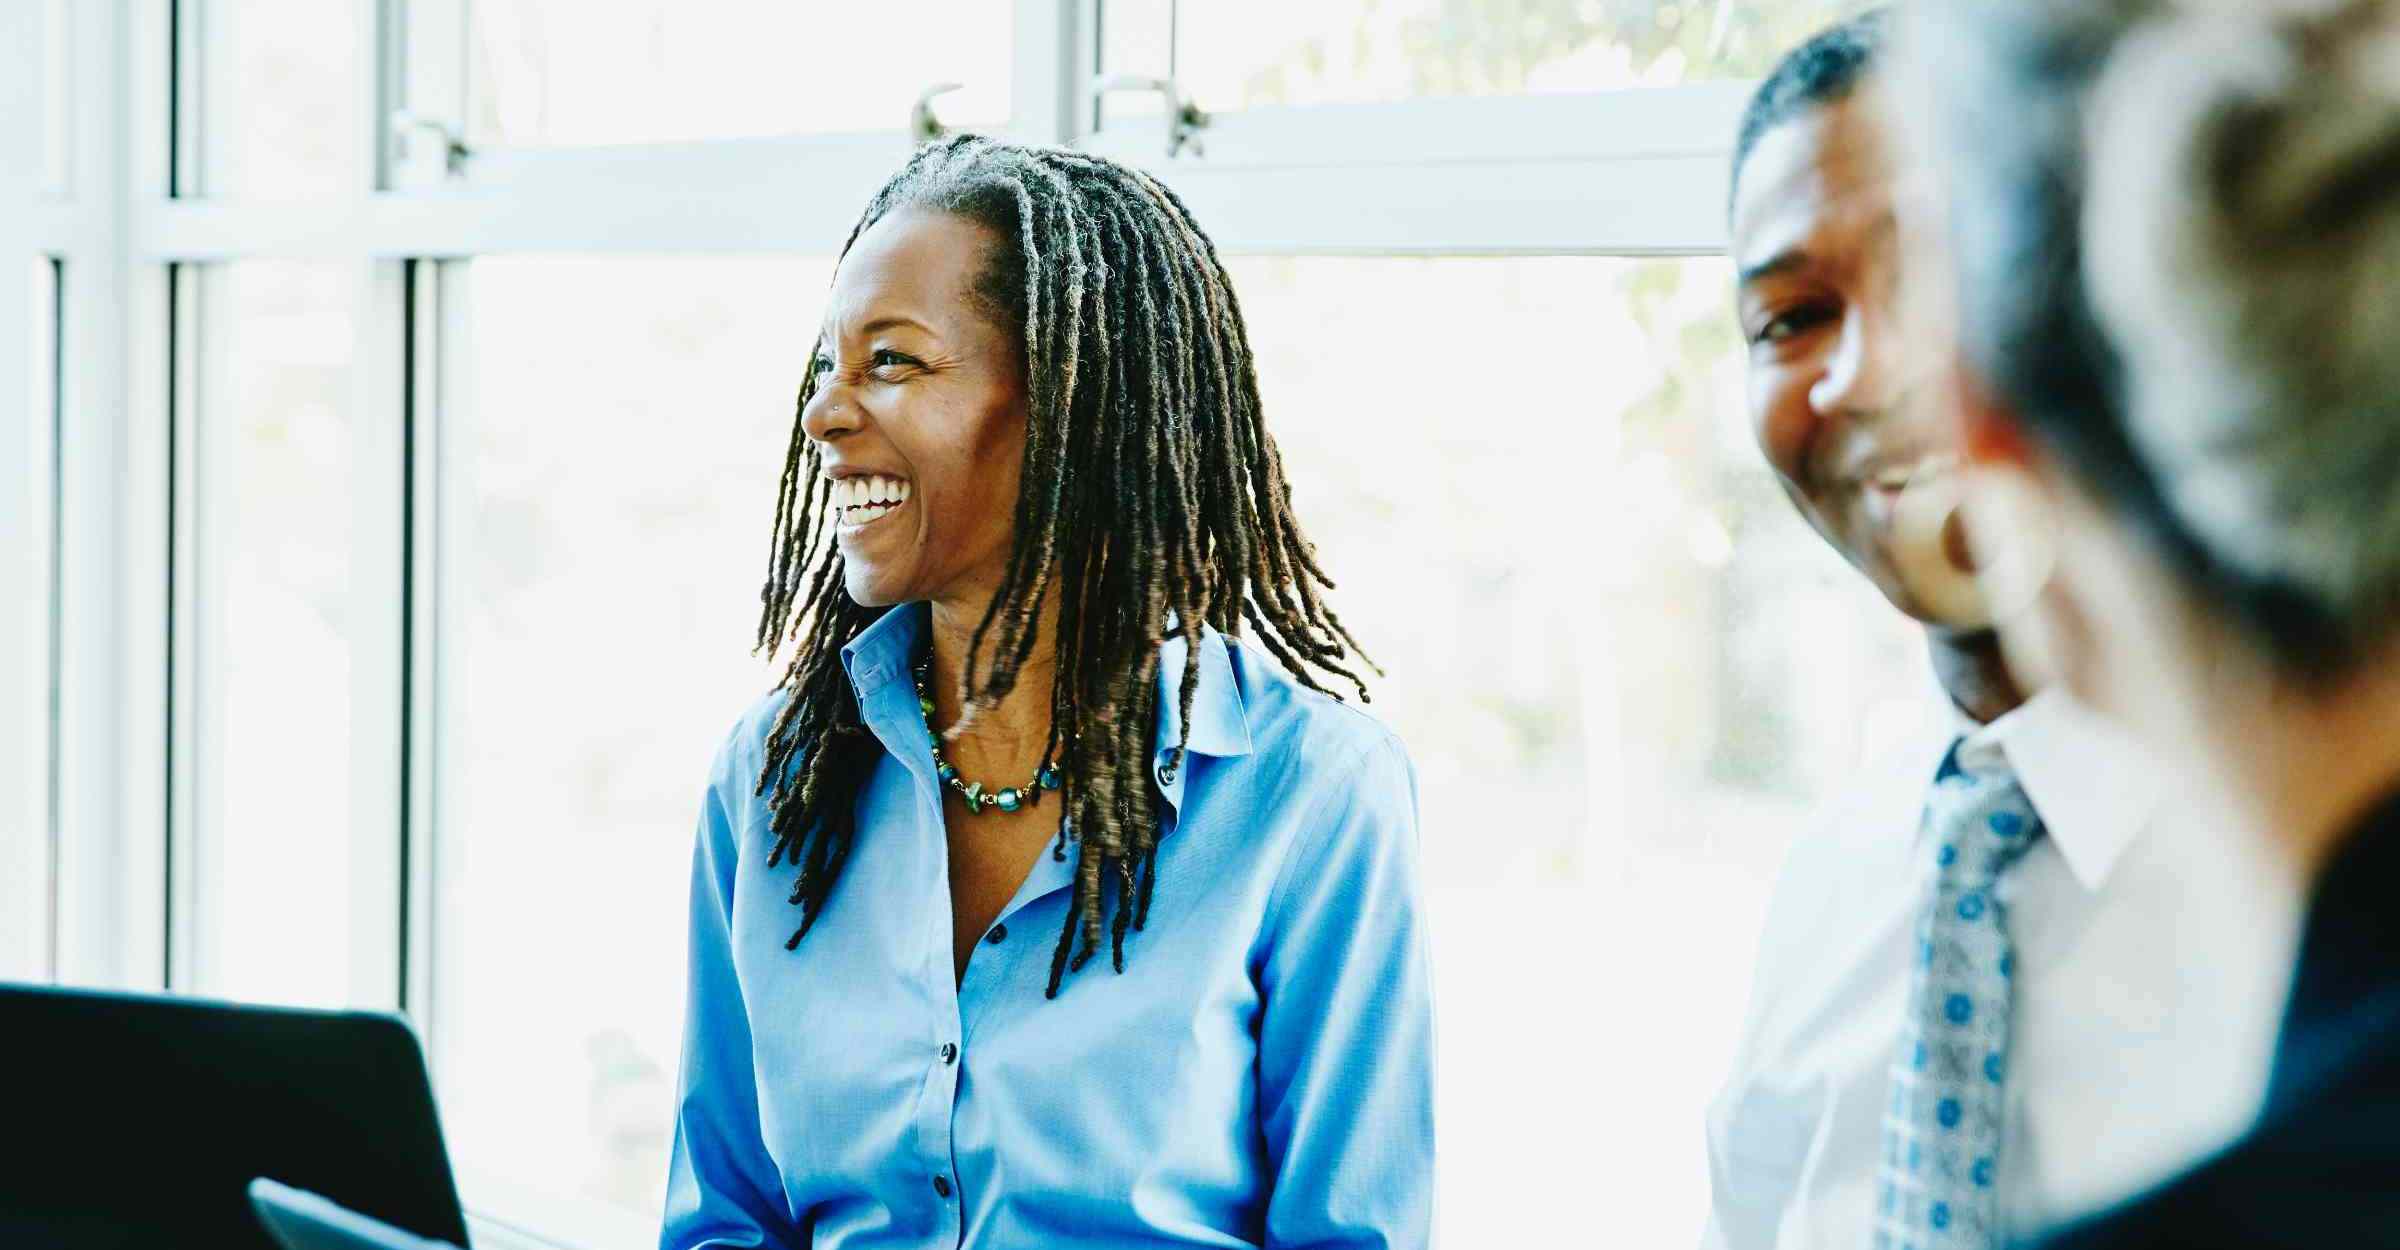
left=808, top=356, right=832, bottom=376
left=871, top=349, right=915, bottom=371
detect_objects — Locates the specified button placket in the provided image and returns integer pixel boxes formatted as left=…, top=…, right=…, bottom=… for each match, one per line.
left=932, top=799, right=1075, bottom=1240
left=846, top=610, right=970, bottom=1241
left=898, top=729, right=965, bottom=1244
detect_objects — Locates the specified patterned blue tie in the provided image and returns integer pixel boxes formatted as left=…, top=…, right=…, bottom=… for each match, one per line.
left=1874, top=741, right=2046, bottom=1250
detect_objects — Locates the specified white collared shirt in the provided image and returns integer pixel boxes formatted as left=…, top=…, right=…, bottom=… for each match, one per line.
left=1702, top=688, right=2301, bottom=1250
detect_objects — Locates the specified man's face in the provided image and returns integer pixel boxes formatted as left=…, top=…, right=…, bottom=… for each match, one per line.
left=1733, top=89, right=1973, bottom=624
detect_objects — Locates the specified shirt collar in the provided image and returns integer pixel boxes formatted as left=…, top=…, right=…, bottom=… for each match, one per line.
left=1949, top=687, right=2162, bottom=891
left=841, top=606, right=1254, bottom=814
left=1152, top=627, right=1255, bottom=815
left=839, top=602, right=924, bottom=697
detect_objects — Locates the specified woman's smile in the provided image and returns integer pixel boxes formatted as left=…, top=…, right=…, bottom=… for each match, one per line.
left=832, top=473, right=914, bottom=537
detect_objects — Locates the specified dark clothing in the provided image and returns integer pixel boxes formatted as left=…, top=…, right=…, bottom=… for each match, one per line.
left=2033, top=787, right=2400, bottom=1249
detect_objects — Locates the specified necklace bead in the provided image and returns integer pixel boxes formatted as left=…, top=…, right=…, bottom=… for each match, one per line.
left=914, top=654, right=1056, bottom=818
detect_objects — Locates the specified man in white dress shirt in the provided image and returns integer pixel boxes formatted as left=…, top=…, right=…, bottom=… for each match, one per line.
left=1703, top=11, right=2299, bottom=1249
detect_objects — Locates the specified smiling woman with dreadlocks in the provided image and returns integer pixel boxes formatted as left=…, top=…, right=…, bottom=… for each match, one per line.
left=659, top=136, right=1434, bottom=1250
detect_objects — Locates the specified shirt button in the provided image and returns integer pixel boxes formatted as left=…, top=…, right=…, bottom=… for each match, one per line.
left=933, top=1175, right=953, bottom=1199
left=940, top=1042, right=957, bottom=1065
left=985, top=924, right=1008, bottom=945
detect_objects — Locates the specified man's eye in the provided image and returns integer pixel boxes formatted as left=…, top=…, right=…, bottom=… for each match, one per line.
left=1756, top=304, right=1835, bottom=346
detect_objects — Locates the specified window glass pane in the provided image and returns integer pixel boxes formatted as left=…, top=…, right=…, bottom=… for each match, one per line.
left=1096, top=0, right=1177, bottom=121
left=1105, top=0, right=1872, bottom=110
left=2, top=258, right=63, bottom=982
left=468, top=1, right=1011, bottom=147
left=1220, top=255, right=1924, bottom=1244
left=203, top=0, right=363, bottom=194
left=193, top=262, right=363, bottom=1006
left=41, top=0, right=68, bottom=194
left=435, top=257, right=828, bottom=1239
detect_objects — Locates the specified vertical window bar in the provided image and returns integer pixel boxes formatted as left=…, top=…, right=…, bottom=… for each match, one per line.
left=168, top=0, right=204, bottom=197
left=1088, top=0, right=1107, bottom=132
left=43, top=257, right=65, bottom=978
left=400, top=260, right=445, bottom=1029
left=163, top=263, right=202, bottom=991
left=40, top=0, right=69, bottom=194
left=396, top=256, right=421, bottom=1014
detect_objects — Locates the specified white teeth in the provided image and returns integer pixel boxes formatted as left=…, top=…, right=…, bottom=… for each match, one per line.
left=831, top=475, right=910, bottom=527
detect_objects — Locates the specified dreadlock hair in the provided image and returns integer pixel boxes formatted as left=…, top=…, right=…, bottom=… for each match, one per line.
left=751, top=135, right=1374, bottom=998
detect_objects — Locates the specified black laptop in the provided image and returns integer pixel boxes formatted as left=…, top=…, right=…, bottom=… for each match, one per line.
left=250, top=1179, right=464, bottom=1250
left=0, top=983, right=472, bottom=1250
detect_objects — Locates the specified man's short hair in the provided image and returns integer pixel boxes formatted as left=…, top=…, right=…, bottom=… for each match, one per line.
left=1730, top=9, right=1894, bottom=209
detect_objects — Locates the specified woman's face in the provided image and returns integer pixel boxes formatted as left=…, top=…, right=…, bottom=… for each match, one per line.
left=802, top=209, right=1029, bottom=610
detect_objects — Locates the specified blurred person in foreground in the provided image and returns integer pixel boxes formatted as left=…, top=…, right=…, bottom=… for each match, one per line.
left=1908, top=0, right=2400, bottom=1244
left=660, top=135, right=1433, bottom=1250
left=1703, top=11, right=2299, bottom=1249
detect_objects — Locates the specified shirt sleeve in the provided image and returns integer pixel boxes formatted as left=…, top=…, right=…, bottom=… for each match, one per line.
left=1256, top=733, right=1437, bottom=1250
left=659, top=731, right=798, bottom=1250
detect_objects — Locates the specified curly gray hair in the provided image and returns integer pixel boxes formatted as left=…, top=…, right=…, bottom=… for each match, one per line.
left=1917, top=0, right=2400, bottom=676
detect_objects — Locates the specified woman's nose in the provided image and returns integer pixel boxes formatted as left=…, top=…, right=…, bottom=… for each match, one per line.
left=801, top=375, right=862, bottom=444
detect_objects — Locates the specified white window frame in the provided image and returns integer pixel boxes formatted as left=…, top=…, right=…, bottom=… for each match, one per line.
left=1, top=1, right=52, bottom=979
left=14, top=1, right=1757, bottom=1244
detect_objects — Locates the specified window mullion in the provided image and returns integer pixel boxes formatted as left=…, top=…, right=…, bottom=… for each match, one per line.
left=162, top=262, right=202, bottom=993
left=0, top=0, right=47, bottom=973
left=1012, top=0, right=1088, bottom=146
left=345, top=258, right=412, bottom=1012
left=400, top=258, right=446, bottom=1030
left=384, top=0, right=467, bottom=191
left=53, top=0, right=177, bottom=993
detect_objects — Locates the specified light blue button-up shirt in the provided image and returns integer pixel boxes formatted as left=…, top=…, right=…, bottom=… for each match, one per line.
left=661, top=603, right=1435, bottom=1249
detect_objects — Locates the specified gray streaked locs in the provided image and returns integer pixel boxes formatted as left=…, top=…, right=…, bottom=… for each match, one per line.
left=752, top=135, right=1374, bottom=997
left=1912, top=0, right=2400, bottom=675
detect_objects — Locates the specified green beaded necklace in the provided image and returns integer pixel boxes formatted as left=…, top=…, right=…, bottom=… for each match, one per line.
left=913, top=652, right=1062, bottom=816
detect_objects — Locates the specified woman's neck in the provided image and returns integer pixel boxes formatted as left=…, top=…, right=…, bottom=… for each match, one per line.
left=924, top=585, right=1060, bottom=756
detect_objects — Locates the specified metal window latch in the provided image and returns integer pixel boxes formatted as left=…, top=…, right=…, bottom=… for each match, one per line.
left=1089, top=74, right=1209, bottom=158
left=389, top=109, right=472, bottom=177
left=911, top=82, right=967, bottom=144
